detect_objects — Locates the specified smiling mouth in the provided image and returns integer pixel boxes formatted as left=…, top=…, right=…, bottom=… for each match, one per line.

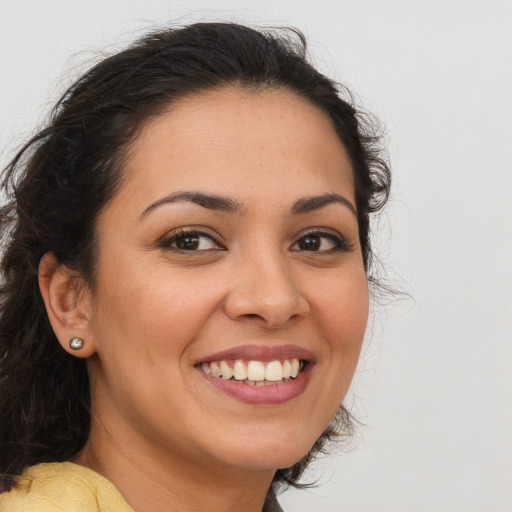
left=198, top=358, right=307, bottom=386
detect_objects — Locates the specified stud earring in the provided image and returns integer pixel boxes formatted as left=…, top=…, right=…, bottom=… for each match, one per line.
left=69, top=337, right=84, bottom=351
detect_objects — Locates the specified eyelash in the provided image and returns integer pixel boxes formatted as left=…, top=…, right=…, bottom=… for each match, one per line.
left=157, top=228, right=224, bottom=252
left=157, top=228, right=351, bottom=253
left=290, top=229, right=351, bottom=253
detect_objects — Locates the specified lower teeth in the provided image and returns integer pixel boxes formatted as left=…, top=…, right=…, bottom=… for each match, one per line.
left=236, top=377, right=292, bottom=386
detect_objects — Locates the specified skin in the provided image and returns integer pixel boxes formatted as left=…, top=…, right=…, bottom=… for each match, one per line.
left=40, top=87, right=369, bottom=512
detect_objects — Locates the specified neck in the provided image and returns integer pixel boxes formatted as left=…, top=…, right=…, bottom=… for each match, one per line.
left=73, top=418, right=276, bottom=512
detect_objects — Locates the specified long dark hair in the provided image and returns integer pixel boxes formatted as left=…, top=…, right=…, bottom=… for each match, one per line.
left=0, top=22, right=390, bottom=494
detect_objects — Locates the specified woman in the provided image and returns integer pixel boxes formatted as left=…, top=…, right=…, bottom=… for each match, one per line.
left=0, top=22, right=390, bottom=511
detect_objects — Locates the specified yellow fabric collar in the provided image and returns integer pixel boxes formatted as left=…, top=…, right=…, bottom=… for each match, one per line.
left=0, top=462, right=133, bottom=511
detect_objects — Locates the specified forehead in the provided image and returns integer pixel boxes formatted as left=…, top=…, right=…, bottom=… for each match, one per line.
left=119, top=86, right=355, bottom=210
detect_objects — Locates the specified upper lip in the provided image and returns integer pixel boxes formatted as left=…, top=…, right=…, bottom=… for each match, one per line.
left=195, top=344, right=316, bottom=364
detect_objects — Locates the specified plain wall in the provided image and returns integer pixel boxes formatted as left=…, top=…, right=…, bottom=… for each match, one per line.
left=1, top=1, right=511, bottom=510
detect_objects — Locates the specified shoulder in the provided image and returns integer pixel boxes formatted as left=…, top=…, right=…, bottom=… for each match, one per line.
left=0, top=462, right=133, bottom=511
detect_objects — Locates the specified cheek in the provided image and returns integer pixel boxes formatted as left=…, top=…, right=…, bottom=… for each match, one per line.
left=313, top=267, right=369, bottom=379
left=90, top=261, right=221, bottom=362
left=87, top=264, right=220, bottom=417
left=318, top=266, right=368, bottom=337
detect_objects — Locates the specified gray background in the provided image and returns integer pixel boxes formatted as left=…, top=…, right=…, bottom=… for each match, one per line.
left=1, top=1, right=511, bottom=510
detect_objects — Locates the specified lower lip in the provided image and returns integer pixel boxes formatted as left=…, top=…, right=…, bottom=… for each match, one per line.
left=198, top=364, right=312, bottom=405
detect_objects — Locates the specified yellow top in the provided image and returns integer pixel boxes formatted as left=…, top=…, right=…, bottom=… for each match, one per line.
left=0, top=462, right=133, bottom=511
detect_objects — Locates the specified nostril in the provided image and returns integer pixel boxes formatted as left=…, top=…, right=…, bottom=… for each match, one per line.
left=224, top=285, right=310, bottom=328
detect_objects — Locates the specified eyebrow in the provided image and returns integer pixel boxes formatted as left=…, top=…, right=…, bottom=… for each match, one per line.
left=291, top=193, right=357, bottom=216
left=140, top=191, right=242, bottom=219
left=139, top=190, right=356, bottom=220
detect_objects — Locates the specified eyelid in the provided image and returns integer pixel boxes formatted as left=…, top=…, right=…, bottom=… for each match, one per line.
left=157, top=226, right=225, bottom=251
left=155, top=226, right=351, bottom=252
left=290, top=227, right=352, bottom=251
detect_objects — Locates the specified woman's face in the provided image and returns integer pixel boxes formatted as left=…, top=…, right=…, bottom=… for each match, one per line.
left=84, top=87, right=368, bottom=471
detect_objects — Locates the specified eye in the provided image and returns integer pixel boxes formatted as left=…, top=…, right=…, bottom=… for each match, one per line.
left=158, top=229, right=224, bottom=252
left=291, top=230, right=350, bottom=252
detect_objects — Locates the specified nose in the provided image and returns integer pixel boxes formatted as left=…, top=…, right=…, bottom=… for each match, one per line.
left=223, top=253, right=310, bottom=329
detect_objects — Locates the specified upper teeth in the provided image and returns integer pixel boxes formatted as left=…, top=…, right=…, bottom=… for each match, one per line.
left=200, top=358, right=302, bottom=382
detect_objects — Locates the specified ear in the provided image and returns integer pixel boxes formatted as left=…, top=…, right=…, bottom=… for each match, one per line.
left=38, top=252, right=96, bottom=358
